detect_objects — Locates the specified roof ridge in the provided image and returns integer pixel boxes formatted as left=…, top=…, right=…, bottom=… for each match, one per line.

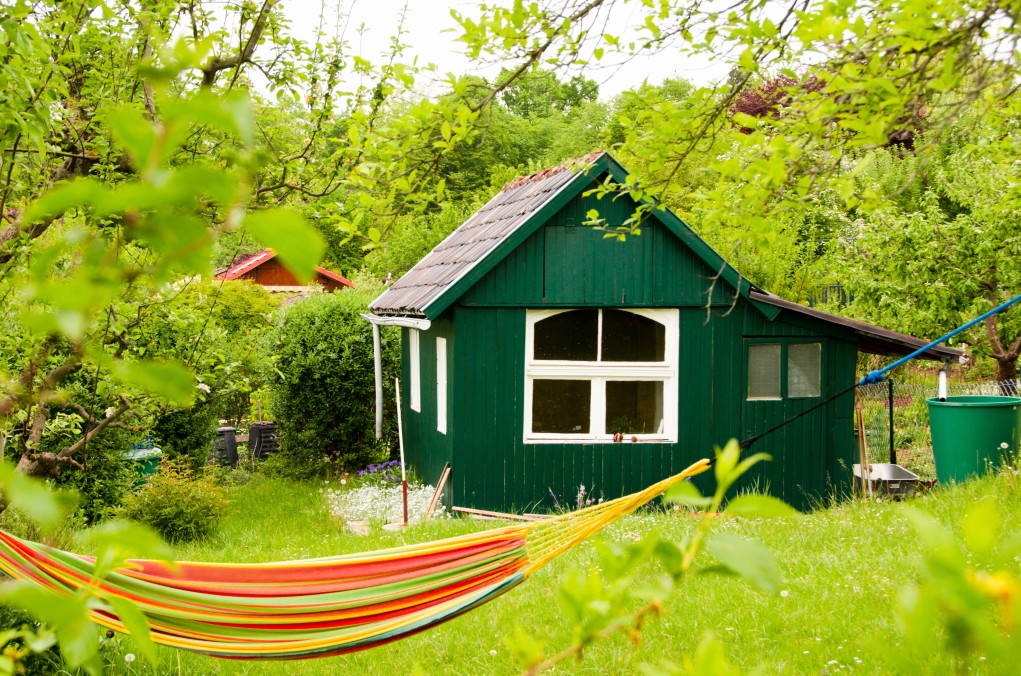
left=501, top=151, right=605, bottom=191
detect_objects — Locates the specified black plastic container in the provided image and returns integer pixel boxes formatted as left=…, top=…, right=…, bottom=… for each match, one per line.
left=249, top=421, right=280, bottom=459
left=211, top=427, right=239, bottom=467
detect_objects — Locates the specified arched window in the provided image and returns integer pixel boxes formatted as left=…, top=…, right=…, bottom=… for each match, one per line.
left=524, top=309, right=678, bottom=442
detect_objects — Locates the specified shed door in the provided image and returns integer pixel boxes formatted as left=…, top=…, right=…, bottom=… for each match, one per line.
left=741, top=339, right=826, bottom=510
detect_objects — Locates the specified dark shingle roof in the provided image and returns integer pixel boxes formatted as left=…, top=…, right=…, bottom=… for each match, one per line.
left=750, top=291, right=962, bottom=361
left=369, top=152, right=604, bottom=318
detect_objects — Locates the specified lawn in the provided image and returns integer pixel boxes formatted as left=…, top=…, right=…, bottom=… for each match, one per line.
left=80, top=463, right=1021, bottom=675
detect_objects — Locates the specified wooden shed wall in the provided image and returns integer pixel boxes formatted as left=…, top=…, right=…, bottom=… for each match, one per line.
left=459, top=188, right=734, bottom=308
left=448, top=303, right=856, bottom=512
left=399, top=318, right=454, bottom=491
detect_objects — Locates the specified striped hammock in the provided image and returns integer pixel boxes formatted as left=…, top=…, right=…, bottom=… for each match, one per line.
left=0, top=458, right=711, bottom=660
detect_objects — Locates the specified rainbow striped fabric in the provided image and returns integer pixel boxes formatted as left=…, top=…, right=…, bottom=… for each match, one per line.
left=0, top=459, right=711, bottom=660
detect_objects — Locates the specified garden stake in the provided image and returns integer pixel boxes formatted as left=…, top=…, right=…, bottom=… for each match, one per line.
left=396, top=378, right=408, bottom=525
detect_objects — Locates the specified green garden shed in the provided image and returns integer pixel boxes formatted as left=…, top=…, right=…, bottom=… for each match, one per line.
left=364, top=152, right=956, bottom=511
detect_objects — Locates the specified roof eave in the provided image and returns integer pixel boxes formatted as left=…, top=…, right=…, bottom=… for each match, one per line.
left=749, top=291, right=962, bottom=361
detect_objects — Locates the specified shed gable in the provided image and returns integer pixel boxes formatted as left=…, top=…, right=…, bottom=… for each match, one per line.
left=461, top=187, right=736, bottom=308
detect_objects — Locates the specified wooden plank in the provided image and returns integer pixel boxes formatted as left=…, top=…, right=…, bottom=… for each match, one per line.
left=425, top=463, right=451, bottom=520
left=452, top=506, right=545, bottom=522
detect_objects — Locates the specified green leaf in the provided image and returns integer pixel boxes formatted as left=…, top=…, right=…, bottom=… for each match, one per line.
left=663, top=480, right=712, bottom=508
left=107, top=596, right=157, bottom=664
left=108, top=107, right=157, bottom=170
left=960, top=498, right=1000, bottom=556
left=0, top=586, right=100, bottom=674
left=245, top=209, right=326, bottom=284
left=732, top=111, right=759, bottom=129
left=725, top=494, right=798, bottom=518
left=89, top=519, right=175, bottom=568
left=901, top=506, right=963, bottom=566
left=706, top=533, right=780, bottom=594
left=113, top=359, right=195, bottom=405
left=503, top=626, right=545, bottom=669
left=21, top=178, right=103, bottom=224
left=0, top=465, right=69, bottom=533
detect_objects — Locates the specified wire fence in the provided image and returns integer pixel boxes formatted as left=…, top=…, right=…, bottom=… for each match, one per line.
left=856, top=378, right=1020, bottom=479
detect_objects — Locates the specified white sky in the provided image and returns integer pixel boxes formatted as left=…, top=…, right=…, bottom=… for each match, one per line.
left=282, top=0, right=731, bottom=100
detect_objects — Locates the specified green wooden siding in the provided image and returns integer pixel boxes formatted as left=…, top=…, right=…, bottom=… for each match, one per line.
left=460, top=190, right=733, bottom=308
left=400, top=318, right=453, bottom=498
left=444, top=302, right=857, bottom=512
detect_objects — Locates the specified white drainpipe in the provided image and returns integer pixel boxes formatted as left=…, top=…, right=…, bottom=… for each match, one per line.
left=938, top=362, right=949, bottom=402
left=360, top=313, right=432, bottom=439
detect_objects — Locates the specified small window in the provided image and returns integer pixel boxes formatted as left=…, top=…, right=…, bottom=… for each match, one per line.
left=409, top=329, right=421, bottom=412
left=788, top=343, right=821, bottom=398
left=748, top=344, right=781, bottom=400
left=436, top=337, right=447, bottom=434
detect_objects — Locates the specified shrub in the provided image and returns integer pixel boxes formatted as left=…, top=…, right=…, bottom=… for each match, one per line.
left=119, top=462, right=229, bottom=543
left=151, top=404, right=217, bottom=472
left=266, top=281, right=399, bottom=475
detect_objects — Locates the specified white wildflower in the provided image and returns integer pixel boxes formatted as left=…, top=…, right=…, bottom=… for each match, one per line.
left=780, top=589, right=789, bottom=598
left=196, top=382, right=211, bottom=394
left=489, top=650, right=497, bottom=656
left=125, top=653, right=136, bottom=663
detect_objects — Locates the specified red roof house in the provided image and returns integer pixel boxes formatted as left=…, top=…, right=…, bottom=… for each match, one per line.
left=214, top=249, right=354, bottom=293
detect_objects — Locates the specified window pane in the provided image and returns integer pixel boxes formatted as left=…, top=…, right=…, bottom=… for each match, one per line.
left=748, top=344, right=781, bottom=400
left=532, top=380, right=591, bottom=433
left=601, top=310, right=666, bottom=361
left=606, top=381, right=664, bottom=435
left=788, top=343, right=821, bottom=398
left=534, top=310, right=598, bottom=360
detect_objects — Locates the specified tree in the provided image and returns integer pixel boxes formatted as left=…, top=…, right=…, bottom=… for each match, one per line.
left=454, top=0, right=1021, bottom=230
left=0, top=0, right=489, bottom=487
left=846, top=113, right=1021, bottom=382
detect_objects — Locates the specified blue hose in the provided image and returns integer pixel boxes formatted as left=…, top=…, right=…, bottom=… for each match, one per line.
left=859, top=293, right=1021, bottom=385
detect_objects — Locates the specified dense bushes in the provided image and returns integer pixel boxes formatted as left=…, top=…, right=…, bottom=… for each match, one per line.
left=267, top=281, right=399, bottom=475
left=151, top=404, right=217, bottom=472
left=119, top=462, right=229, bottom=543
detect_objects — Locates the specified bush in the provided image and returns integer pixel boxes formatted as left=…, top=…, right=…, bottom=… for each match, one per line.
left=119, top=462, right=229, bottom=543
left=266, top=281, right=399, bottom=475
left=151, top=405, right=217, bottom=472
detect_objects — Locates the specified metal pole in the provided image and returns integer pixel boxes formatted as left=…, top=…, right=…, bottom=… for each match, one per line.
left=373, top=323, right=383, bottom=439
left=888, top=378, right=896, bottom=465
left=396, top=378, right=408, bottom=525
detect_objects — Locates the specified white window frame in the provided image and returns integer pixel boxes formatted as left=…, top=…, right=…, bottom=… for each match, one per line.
left=409, top=329, right=421, bottom=412
left=523, top=308, right=679, bottom=443
left=436, top=336, right=447, bottom=434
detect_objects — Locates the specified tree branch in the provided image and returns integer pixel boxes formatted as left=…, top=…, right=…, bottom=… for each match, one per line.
left=200, top=0, right=278, bottom=87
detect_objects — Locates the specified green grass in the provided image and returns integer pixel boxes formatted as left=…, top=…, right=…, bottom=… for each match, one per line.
left=94, top=470, right=1021, bottom=675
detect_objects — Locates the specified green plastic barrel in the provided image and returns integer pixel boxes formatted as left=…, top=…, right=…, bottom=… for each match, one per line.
left=927, top=396, right=1021, bottom=484
left=124, top=447, right=162, bottom=484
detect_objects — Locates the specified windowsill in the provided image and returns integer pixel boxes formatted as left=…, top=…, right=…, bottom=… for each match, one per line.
left=524, top=437, right=677, bottom=444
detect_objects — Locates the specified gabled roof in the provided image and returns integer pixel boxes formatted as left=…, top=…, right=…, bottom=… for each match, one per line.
left=370, top=151, right=753, bottom=319
left=215, top=249, right=353, bottom=288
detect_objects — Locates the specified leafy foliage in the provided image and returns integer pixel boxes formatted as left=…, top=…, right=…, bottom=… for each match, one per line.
left=267, top=282, right=399, bottom=475
left=119, top=461, right=229, bottom=544
left=151, top=405, right=217, bottom=473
